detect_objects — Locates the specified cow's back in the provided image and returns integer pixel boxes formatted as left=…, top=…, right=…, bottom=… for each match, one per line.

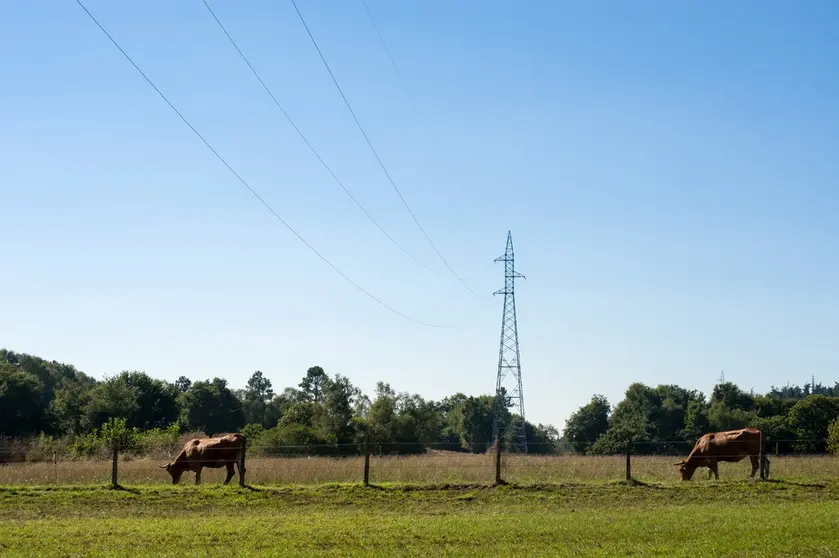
left=182, top=434, right=243, bottom=462
left=697, top=428, right=760, bottom=457
left=725, top=428, right=761, bottom=453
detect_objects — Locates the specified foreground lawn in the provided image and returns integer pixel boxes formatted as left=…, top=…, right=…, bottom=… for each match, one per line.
left=2, top=481, right=839, bottom=556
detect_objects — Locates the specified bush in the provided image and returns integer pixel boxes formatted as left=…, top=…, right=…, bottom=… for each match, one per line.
left=749, top=415, right=797, bottom=454
left=258, top=424, right=333, bottom=456
left=100, top=417, right=138, bottom=448
left=0, top=436, right=27, bottom=464
left=828, top=418, right=839, bottom=456
left=24, top=433, right=68, bottom=462
left=241, top=424, right=265, bottom=449
left=71, top=430, right=108, bottom=459
left=788, top=395, right=839, bottom=453
left=134, top=423, right=181, bottom=455
left=69, top=418, right=180, bottom=459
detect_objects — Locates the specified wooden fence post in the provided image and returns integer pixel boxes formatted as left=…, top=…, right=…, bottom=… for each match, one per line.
left=111, top=441, right=119, bottom=488
left=363, top=442, right=371, bottom=487
left=759, top=431, right=765, bottom=480
left=238, top=437, right=247, bottom=487
left=494, top=438, right=502, bottom=485
left=625, top=442, right=631, bottom=481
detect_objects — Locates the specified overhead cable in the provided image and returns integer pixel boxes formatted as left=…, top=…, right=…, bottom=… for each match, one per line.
left=289, top=0, right=482, bottom=299
left=73, top=0, right=452, bottom=329
left=199, top=0, right=457, bottom=283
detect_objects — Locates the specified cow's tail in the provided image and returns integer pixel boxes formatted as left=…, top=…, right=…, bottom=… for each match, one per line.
left=234, top=433, right=246, bottom=462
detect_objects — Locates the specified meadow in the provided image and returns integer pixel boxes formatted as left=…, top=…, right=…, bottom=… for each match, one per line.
left=2, top=479, right=839, bottom=556
left=4, top=450, right=839, bottom=555
left=1, top=450, right=838, bottom=486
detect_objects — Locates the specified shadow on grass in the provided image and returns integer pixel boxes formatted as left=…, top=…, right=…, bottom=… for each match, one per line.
left=107, top=484, right=141, bottom=494
left=762, top=478, right=827, bottom=489
left=619, top=478, right=661, bottom=488
left=360, top=482, right=497, bottom=492
left=5, top=477, right=834, bottom=496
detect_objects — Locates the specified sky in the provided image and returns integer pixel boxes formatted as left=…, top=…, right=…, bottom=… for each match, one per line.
left=2, top=0, right=838, bottom=431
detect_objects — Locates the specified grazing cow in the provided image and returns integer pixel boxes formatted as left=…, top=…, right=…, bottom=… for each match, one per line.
left=160, top=433, right=245, bottom=485
left=674, top=428, right=769, bottom=481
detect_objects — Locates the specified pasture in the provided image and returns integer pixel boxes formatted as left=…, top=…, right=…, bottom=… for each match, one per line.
left=1, top=480, right=839, bottom=556
left=1, top=450, right=838, bottom=486
left=3, top=452, right=839, bottom=556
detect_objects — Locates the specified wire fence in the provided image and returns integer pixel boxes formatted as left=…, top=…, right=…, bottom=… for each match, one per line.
left=1, top=435, right=837, bottom=487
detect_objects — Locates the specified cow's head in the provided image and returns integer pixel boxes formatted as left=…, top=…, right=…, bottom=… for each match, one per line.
left=159, top=462, right=184, bottom=484
left=674, top=460, right=696, bottom=481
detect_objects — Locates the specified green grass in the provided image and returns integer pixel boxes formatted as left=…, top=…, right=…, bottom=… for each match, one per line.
left=2, top=480, right=839, bottom=556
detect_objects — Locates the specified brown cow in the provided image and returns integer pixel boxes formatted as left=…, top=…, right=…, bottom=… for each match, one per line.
left=159, top=433, right=245, bottom=485
left=674, top=428, right=769, bottom=481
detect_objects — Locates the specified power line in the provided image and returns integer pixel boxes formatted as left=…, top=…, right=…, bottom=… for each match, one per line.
left=199, top=0, right=456, bottom=283
left=359, top=0, right=479, bottom=282
left=360, top=0, right=414, bottom=103
left=289, top=0, right=482, bottom=299
left=73, top=0, right=451, bottom=329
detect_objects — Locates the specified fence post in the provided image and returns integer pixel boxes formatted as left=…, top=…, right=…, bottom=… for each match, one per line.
left=53, top=451, right=57, bottom=485
left=625, top=442, right=631, bottom=481
left=111, top=441, right=119, bottom=488
left=238, top=436, right=247, bottom=487
left=363, top=442, right=371, bottom=487
left=494, top=438, right=502, bottom=485
left=759, top=431, right=765, bottom=480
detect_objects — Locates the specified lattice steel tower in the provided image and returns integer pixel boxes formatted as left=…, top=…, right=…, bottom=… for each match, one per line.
left=491, top=231, right=527, bottom=453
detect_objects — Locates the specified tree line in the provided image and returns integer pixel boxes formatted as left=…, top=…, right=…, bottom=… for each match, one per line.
left=0, top=350, right=558, bottom=455
left=4, top=349, right=838, bottom=457
left=564, top=381, right=839, bottom=455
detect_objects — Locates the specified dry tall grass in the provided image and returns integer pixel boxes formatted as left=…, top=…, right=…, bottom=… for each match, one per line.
left=1, top=450, right=838, bottom=486
left=502, top=453, right=839, bottom=482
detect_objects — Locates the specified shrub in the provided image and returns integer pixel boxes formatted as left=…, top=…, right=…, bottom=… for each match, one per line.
left=71, top=430, right=107, bottom=458
left=70, top=417, right=162, bottom=459
left=0, top=436, right=27, bottom=464
left=24, top=433, right=68, bottom=462
left=241, top=424, right=265, bottom=451
left=828, top=418, right=839, bottom=456
left=133, top=423, right=181, bottom=456
left=258, top=424, right=332, bottom=456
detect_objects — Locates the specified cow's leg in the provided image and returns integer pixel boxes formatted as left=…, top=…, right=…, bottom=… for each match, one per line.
left=749, top=455, right=759, bottom=478
left=195, top=468, right=202, bottom=485
left=224, top=462, right=235, bottom=485
left=709, top=460, right=719, bottom=480
left=764, top=456, right=771, bottom=479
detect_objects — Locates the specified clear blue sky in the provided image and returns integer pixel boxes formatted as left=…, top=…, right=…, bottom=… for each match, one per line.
left=2, top=0, right=837, bottom=431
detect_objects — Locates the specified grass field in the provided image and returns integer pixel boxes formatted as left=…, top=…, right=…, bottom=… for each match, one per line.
left=1, top=451, right=837, bottom=485
left=2, top=479, right=839, bottom=556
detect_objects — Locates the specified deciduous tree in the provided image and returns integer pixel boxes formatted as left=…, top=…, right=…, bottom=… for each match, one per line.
left=563, top=394, right=610, bottom=453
